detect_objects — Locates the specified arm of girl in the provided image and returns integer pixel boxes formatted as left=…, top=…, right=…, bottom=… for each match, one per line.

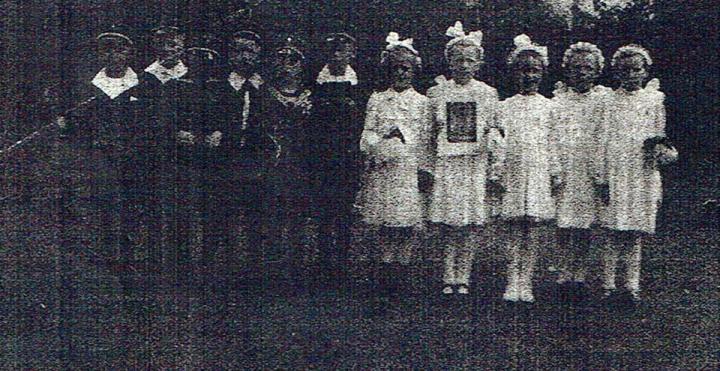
left=486, top=96, right=505, bottom=182
left=651, top=92, right=678, bottom=167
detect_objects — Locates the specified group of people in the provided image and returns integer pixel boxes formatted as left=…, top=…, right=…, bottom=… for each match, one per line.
left=54, top=18, right=677, bottom=313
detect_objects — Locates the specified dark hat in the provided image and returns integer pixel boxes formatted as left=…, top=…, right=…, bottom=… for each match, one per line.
left=274, top=34, right=306, bottom=59
left=97, top=24, right=134, bottom=45
left=233, top=30, right=262, bottom=45
left=151, top=24, right=184, bottom=38
left=187, top=32, right=222, bottom=60
left=227, top=0, right=257, bottom=22
left=325, top=32, right=356, bottom=47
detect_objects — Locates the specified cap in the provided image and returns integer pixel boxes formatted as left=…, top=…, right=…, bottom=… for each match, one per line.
left=233, top=30, right=261, bottom=45
left=325, top=32, right=357, bottom=47
left=151, top=24, right=184, bottom=37
left=275, top=34, right=305, bottom=59
left=97, top=24, right=134, bottom=45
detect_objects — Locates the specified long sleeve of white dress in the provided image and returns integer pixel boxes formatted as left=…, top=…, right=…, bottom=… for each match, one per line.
left=355, top=88, right=428, bottom=227
left=600, top=79, right=673, bottom=234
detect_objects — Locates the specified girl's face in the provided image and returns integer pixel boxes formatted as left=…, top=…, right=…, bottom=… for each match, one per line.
left=615, top=54, right=648, bottom=91
left=229, top=38, right=260, bottom=73
left=565, top=51, right=600, bottom=93
left=275, top=48, right=304, bottom=81
left=448, top=45, right=481, bottom=84
left=98, top=38, right=132, bottom=70
left=390, top=59, right=415, bottom=91
left=513, top=52, right=544, bottom=94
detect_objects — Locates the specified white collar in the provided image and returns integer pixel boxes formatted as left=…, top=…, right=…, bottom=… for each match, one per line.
left=449, top=78, right=481, bottom=89
left=228, top=72, right=264, bottom=91
left=92, top=68, right=139, bottom=99
left=316, top=64, right=358, bottom=86
left=383, top=87, right=419, bottom=102
left=144, top=60, right=188, bottom=84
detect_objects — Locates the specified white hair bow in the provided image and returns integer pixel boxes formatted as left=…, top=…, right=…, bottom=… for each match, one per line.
left=445, top=21, right=482, bottom=45
left=385, top=32, right=418, bottom=54
left=509, top=34, right=548, bottom=66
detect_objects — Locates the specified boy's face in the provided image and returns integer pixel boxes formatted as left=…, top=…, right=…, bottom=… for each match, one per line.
left=275, top=48, right=304, bottom=80
left=229, top=38, right=260, bottom=73
left=514, top=52, right=544, bottom=94
left=615, top=54, right=648, bottom=91
left=448, top=45, right=481, bottom=83
left=185, top=50, right=209, bottom=76
left=327, top=43, right=355, bottom=75
left=565, top=51, right=600, bottom=93
left=98, top=38, right=132, bottom=69
left=153, top=33, right=185, bottom=60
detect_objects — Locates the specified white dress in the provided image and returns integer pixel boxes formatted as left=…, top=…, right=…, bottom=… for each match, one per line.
left=498, top=93, right=560, bottom=221
left=598, top=79, right=668, bottom=234
left=426, top=78, right=500, bottom=226
left=355, top=87, right=431, bottom=227
left=551, top=84, right=611, bottom=229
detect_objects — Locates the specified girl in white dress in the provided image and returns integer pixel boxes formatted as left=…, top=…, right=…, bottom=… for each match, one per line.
left=498, top=35, right=560, bottom=303
left=551, top=42, right=610, bottom=289
left=355, top=32, right=431, bottom=303
left=427, top=22, right=501, bottom=295
left=597, top=45, right=678, bottom=302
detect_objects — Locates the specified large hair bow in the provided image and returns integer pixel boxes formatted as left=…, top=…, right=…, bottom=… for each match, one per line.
left=445, top=21, right=482, bottom=45
left=509, top=34, right=548, bottom=66
left=385, top=32, right=418, bottom=54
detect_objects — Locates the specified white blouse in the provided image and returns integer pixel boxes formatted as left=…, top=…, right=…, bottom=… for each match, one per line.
left=497, top=93, right=560, bottom=221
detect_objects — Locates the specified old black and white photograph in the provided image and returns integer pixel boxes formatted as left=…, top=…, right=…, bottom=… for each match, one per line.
left=1, top=0, right=717, bottom=369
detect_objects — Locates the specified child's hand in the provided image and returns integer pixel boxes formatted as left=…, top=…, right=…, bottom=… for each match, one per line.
left=487, top=178, right=505, bottom=197
left=643, top=136, right=665, bottom=168
left=206, top=131, right=223, bottom=148
left=418, top=169, right=433, bottom=193
left=551, top=175, right=563, bottom=197
left=595, top=182, right=610, bottom=205
left=177, top=130, right=196, bottom=145
left=655, top=143, right=678, bottom=167
left=55, top=116, right=67, bottom=130
left=383, top=127, right=406, bottom=143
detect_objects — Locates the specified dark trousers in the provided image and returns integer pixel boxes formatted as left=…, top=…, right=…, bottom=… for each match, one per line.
left=263, top=165, right=315, bottom=287
left=97, top=188, right=141, bottom=296
left=316, top=161, right=358, bottom=278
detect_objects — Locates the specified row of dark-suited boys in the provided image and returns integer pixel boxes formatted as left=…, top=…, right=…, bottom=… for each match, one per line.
left=55, top=21, right=677, bottom=313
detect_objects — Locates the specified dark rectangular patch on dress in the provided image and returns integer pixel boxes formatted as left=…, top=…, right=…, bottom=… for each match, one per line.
left=446, top=102, right=477, bottom=143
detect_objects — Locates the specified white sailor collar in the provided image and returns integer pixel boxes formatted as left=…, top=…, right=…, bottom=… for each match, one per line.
left=228, top=72, right=264, bottom=91
left=144, top=59, right=188, bottom=84
left=92, top=67, right=139, bottom=99
left=316, top=64, right=358, bottom=86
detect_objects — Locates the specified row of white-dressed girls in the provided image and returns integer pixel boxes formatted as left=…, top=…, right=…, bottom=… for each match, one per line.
left=356, top=22, right=678, bottom=303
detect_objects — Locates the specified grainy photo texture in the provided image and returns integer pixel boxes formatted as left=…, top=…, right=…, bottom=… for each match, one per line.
left=1, top=1, right=717, bottom=369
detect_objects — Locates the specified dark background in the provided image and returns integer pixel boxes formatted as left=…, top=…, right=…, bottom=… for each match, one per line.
left=1, top=1, right=718, bottom=368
